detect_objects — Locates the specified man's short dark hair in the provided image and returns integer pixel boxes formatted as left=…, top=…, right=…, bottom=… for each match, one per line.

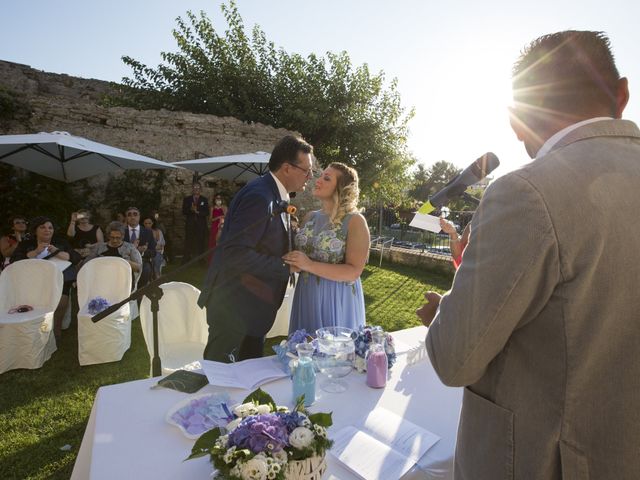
left=268, top=135, right=313, bottom=172
left=513, top=31, right=620, bottom=117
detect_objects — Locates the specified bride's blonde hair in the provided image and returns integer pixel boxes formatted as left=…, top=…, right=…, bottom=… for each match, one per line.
left=328, top=162, right=360, bottom=225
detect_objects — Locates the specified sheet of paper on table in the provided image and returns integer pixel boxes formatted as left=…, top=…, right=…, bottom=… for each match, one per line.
left=330, top=407, right=440, bottom=480
left=409, top=213, right=442, bottom=233
left=201, top=357, right=288, bottom=390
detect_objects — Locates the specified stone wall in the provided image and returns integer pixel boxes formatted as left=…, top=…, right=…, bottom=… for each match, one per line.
left=0, top=60, right=323, bottom=254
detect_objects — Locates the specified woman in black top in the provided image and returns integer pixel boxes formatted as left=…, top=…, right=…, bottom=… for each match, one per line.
left=12, top=216, right=81, bottom=340
left=66, top=209, right=104, bottom=258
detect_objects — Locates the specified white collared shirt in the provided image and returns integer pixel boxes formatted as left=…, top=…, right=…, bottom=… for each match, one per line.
left=269, top=171, right=290, bottom=229
left=129, top=225, right=140, bottom=240
left=536, top=117, right=613, bottom=159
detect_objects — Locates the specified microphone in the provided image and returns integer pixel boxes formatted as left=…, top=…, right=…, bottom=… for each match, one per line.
left=418, top=152, right=499, bottom=214
left=274, top=200, right=298, bottom=216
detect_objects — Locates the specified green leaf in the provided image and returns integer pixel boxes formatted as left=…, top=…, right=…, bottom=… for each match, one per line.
left=294, top=394, right=306, bottom=412
left=186, top=427, right=222, bottom=461
left=242, top=388, right=276, bottom=410
left=309, top=412, right=333, bottom=427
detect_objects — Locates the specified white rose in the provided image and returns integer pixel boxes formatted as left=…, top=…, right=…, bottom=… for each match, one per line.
left=289, top=427, right=314, bottom=449
left=241, top=456, right=269, bottom=480
left=276, top=405, right=289, bottom=413
left=255, top=404, right=271, bottom=414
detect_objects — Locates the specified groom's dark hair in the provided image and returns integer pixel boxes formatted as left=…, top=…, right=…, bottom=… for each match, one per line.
left=269, top=135, right=313, bottom=172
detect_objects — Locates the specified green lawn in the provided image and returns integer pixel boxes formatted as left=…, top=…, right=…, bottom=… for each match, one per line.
left=0, top=261, right=452, bottom=479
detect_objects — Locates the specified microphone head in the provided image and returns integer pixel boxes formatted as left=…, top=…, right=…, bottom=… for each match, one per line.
left=470, top=152, right=500, bottom=179
left=427, top=152, right=500, bottom=210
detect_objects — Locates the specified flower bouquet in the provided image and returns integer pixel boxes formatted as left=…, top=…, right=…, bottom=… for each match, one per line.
left=352, top=326, right=396, bottom=373
left=188, top=389, right=333, bottom=480
left=272, top=330, right=314, bottom=374
left=87, top=296, right=111, bottom=315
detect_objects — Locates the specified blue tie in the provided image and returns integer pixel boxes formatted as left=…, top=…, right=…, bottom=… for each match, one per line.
left=130, top=228, right=137, bottom=243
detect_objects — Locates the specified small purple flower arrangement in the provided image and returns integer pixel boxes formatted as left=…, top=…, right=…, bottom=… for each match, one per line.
left=87, top=296, right=111, bottom=315
left=272, top=329, right=314, bottom=374
left=188, top=389, right=333, bottom=480
left=352, top=325, right=396, bottom=372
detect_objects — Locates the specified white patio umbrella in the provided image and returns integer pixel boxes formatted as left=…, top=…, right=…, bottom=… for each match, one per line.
left=0, top=131, right=180, bottom=182
left=172, top=151, right=270, bottom=182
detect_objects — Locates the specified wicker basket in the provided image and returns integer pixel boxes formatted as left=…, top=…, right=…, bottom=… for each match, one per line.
left=284, top=454, right=327, bottom=480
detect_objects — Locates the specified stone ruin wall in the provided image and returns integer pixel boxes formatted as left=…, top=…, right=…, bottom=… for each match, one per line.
left=0, top=60, right=320, bottom=254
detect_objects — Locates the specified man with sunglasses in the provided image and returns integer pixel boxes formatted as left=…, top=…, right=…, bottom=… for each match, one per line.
left=199, top=135, right=314, bottom=362
left=123, top=207, right=156, bottom=288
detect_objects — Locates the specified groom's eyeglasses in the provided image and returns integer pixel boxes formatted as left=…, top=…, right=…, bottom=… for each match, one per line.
left=287, top=162, right=317, bottom=178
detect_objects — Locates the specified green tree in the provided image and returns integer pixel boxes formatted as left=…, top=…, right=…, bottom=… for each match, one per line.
left=409, top=160, right=485, bottom=213
left=409, top=160, right=461, bottom=201
left=110, top=1, right=414, bottom=199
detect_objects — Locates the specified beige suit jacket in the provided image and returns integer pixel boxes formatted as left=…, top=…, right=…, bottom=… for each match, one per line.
left=426, top=119, right=640, bottom=480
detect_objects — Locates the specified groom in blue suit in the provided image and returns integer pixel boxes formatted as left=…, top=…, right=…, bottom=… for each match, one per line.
left=199, top=135, right=314, bottom=362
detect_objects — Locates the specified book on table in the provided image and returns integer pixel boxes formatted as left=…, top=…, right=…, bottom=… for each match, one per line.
left=201, top=356, right=288, bottom=390
left=330, top=407, right=440, bottom=480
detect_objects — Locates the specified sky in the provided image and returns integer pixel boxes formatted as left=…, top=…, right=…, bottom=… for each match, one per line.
left=1, top=0, right=638, bottom=178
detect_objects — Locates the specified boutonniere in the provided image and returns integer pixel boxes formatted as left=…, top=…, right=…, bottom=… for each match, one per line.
left=200, top=201, right=205, bottom=206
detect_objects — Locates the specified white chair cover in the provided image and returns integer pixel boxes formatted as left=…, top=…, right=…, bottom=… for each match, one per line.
left=77, top=257, right=132, bottom=366
left=139, top=281, right=208, bottom=375
left=267, top=276, right=296, bottom=338
left=0, top=259, right=63, bottom=373
left=129, top=272, right=140, bottom=320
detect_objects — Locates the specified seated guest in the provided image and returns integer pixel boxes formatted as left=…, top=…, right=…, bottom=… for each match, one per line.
left=66, top=209, right=104, bottom=258
left=1, top=216, right=29, bottom=273
left=84, top=221, right=143, bottom=288
left=11, top=216, right=81, bottom=340
left=142, top=215, right=165, bottom=280
left=123, top=207, right=156, bottom=287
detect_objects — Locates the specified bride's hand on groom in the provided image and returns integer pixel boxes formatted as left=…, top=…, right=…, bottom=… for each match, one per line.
left=283, top=250, right=311, bottom=272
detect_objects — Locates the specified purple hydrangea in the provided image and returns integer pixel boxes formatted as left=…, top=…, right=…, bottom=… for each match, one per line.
left=276, top=411, right=307, bottom=433
left=228, top=414, right=289, bottom=453
left=87, top=296, right=111, bottom=315
left=273, top=329, right=315, bottom=374
left=288, top=329, right=309, bottom=349
left=353, top=325, right=396, bottom=369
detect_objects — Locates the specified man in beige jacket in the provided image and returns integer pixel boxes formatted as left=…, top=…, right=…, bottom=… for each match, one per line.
left=420, top=31, right=640, bottom=479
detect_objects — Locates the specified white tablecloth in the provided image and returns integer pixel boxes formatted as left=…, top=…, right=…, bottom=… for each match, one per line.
left=71, top=326, right=461, bottom=480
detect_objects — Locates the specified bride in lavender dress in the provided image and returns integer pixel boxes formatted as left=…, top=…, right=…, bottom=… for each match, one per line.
left=283, top=162, right=369, bottom=334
